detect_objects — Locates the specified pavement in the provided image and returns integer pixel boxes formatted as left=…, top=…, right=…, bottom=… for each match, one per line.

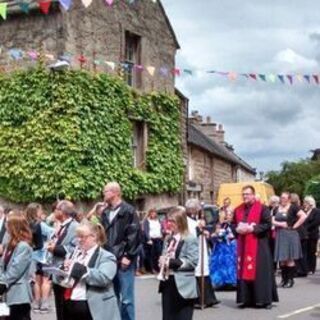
left=34, top=272, right=320, bottom=320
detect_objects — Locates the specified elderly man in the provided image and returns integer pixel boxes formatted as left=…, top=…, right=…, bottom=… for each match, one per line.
left=185, top=199, right=219, bottom=308
left=234, top=185, right=278, bottom=309
left=101, top=182, right=140, bottom=320
left=47, top=200, right=79, bottom=320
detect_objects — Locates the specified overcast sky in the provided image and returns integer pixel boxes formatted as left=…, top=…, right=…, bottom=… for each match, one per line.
left=162, top=0, right=320, bottom=173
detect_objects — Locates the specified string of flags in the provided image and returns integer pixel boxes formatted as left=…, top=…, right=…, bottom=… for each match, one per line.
left=0, top=0, right=157, bottom=18
left=1, top=47, right=320, bottom=85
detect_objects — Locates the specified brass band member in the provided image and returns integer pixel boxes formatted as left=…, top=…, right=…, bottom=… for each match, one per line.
left=47, top=200, right=79, bottom=320
left=62, top=222, right=120, bottom=320
left=159, top=206, right=198, bottom=320
left=0, top=211, right=33, bottom=320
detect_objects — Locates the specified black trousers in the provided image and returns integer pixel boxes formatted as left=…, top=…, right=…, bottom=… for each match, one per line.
left=307, top=238, right=318, bottom=273
left=295, top=239, right=308, bottom=276
left=53, top=283, right=65, bottom=320
left=7, top=303, right=31, bottom=320
left=160, top=276, right=194, bottom=320
left=64, top=300, right=93, bottom=320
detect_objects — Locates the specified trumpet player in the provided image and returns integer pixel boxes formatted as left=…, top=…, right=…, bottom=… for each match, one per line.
left=47, top=200, right=79, bottom=320
left=158, top=206, right=198, bottom=320
left=62, top=222, right=120, bottom=320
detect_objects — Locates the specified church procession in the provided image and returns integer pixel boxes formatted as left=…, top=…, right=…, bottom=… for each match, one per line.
left=0, top=0, right=320, bottom=320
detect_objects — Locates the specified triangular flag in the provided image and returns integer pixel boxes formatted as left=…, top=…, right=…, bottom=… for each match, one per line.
left=105, top=0, right=113, bottom=5
left=183, top=69, right=193, bottom=76
left=206, top=70, right=216, bottom=74
left=82, top=0, right=92, bottom=7
left=296, top=74, right=303, bottom=83
left=259, top=74, right=266, bottom=82
left=228, top=72, right=237, bottom=81
left=8, top=49, right=23, bottom=60
left=278, top=75, right=285, bottom=84
left=249, top=73, right=257, bottom=80
left=268, top=74, right=276, bottom=83
left=28, top=51, right=38, bottom=60
left=240, top=73, right=249, bottom=78
left=19, top=2, right=30, bottom=13
left=287, top=75, right=293, bottom=85
left=78, top=55, right=87, bottom=65
left=59, top=0, right=72, bottom=10
left=146, top=66, right=156, bottom=76
left=39, top=0, right=52, bottom=14
left=304, top=75, right=310, bottom=83
left=172, top=68, right=181, bottom=76
left=134, top=64, right=144, bottom=71
left=159, top=67, right=168, bottom=76
left=45, top=54, right=55, bottom=61
left=313, top=75, right=319, bottom=85
left=105, top=61, right=116, bottom=70
left=0, top=3, right=7, bottom=20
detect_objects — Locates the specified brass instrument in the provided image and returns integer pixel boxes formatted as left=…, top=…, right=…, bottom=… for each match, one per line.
left=157, top=236, right=177, bottom=281
left=57, top=246, right=82, bottom=288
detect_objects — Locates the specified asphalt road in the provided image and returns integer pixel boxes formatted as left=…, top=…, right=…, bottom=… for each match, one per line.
left=34, top=272, right=320, bottom=320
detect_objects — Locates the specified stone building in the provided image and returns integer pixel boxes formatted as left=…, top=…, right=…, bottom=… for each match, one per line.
left=0, top=0, right=179, bottom=93
left=187, top=111, right=256, bottom=204
left=0, top=0, right=187, bottom=212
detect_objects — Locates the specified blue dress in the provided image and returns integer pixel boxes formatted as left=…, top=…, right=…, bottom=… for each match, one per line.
left=209, top=223, right=237, bottom=288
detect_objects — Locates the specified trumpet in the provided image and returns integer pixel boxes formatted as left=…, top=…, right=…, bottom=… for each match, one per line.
left=157, top=236, right=177, bottom=281
left=58, top=246, right=82, bottom=288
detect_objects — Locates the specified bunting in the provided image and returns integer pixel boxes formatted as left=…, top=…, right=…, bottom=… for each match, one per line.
left=1, top=47, right=320, bottom=86
left=0, top=2, right=7, bottom=20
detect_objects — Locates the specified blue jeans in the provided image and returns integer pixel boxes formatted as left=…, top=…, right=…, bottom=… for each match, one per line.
left=113, top=263, right=135, bottom=320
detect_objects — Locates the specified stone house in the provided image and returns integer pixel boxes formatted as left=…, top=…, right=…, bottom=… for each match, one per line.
left=187, top=111, right=256, bottom=204
left=0, top=0, right=187, bottom=212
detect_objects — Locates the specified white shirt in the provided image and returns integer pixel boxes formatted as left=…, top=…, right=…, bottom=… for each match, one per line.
left=0, top=217, right=5, bottom=233
left=187, top=216, right=209, bottom=276
left=71, top=245, right=98, bottom=301
left=148, top=219, right=162, bottom=239
left=109, top=207, right=121, bottom=223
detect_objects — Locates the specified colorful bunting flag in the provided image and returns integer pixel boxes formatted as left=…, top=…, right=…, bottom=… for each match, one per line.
left=304, top=75, right=311, bottom=83
left=38, top=0, right=52, bottom=14
left=268, top=74, right=276, bottom=83
left=259, top=74, right=266, bottom=82
left=0, top=2, right=7, bottom=20
left=8, top=48, right=23, bottom=60
left=105, top=61, right=116, bottom=70
left=59, top=0, right=72, bottom=11
left=183, top=69, right=193, bottom=76
left=278, top=75, right=285, bottom=84
left=105, top=0, right=114, bottom=5
left=249, top=74, right=257, bottom=80
left=172, top=68, right=181, bottom=77
left=146, top=66, right=155, bottom=76
left=313, top=75, right=319, bottom=85
left=287, top=75, right=293, bottom=85
left=228, top=72, right=237, bottom=81
left=82, top=0, right=92, bottom=8
left=19, top=2, right=30, bottom=13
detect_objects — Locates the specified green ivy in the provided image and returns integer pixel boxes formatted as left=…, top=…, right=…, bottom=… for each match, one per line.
left=0, top=67, right=184, bottom=202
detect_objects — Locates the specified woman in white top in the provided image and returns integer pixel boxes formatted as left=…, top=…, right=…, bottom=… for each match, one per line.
left=143, top=209, right=163, bottom=273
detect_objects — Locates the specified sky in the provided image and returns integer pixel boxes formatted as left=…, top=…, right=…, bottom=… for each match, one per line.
left=161, top=0, right=320, bottom=174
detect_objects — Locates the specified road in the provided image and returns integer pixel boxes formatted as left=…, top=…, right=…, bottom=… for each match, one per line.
left=34, top=272, right=320, bottom=320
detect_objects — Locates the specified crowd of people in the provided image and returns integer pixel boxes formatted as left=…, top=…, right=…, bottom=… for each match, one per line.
left=0, top=182, right=319, bottom=320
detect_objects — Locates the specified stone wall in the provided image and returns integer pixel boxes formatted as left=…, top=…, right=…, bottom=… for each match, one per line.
left=0, top=1, right=178, bottom=93
left=188, top=145, right=235, bottom=204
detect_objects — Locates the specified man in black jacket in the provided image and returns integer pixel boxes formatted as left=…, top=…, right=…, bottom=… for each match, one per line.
left=101, top=182, right=140, bottom=320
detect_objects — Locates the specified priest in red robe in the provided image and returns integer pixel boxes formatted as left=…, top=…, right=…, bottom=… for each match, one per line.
left=233, top=185, right=278, bottom=309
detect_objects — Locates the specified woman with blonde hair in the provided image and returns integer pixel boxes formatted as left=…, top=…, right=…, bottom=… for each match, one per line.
left=61, top=221, right=120, bottom=320
left=0, top=210, right=33, bottom=320
left=159, top=206, right=198, bottom=320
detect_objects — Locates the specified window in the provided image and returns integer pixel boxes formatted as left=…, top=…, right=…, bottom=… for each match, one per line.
left=124, top=31, right=142, bottom=88
left=132, top=120, right=148, bottom=170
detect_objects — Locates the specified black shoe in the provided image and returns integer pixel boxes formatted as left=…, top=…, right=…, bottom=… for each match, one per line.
left=238, top=303, right=253, bottom=309
left=264, top=304, right=272, bottom=310
left=283, top=279, right=294, bottom=288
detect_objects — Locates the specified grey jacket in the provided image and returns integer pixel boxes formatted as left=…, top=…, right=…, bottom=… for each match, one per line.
left=0, top=241, right=33, bottom=306
left=160, top=234, right=199, bottom=300
left=80, top=247, right=120, bottom=320
left=52, top=219, right=79, bottom=284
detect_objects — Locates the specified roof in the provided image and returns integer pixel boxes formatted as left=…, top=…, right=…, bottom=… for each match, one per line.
left=188, top=124, right=256, bottom=174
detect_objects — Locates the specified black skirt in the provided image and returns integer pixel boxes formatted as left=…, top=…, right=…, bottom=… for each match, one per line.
left=196, top=276, right=219, bottom=306
left=160, top=276, right=195, bottom=320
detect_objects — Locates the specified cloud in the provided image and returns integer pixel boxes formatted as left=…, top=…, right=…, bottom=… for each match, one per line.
left=162, top=0, right=320, bottom=172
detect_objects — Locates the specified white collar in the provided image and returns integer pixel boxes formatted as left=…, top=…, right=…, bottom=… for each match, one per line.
left=61, top=217, right=73, bottom=227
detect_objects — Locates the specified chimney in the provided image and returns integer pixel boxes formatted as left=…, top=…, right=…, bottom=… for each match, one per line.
left=216, top=124, right=225, bottom=144
left=189, top=110, right=203, bottom=127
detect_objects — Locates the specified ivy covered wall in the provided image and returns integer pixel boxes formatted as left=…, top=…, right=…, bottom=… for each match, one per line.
left=0, top=68, right=184, bottom=203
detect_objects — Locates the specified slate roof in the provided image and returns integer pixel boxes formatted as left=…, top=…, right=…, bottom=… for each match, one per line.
left=188, top=123, right=256, bottom=174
